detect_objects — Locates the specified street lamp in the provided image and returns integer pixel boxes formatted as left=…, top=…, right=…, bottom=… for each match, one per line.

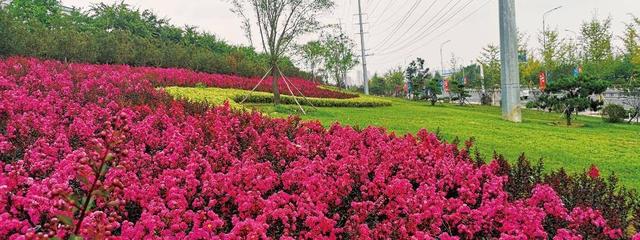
left=439, top=40, right=451, bottom=99
left=543, top=6, right=563, bottom=36
left=564, top=29, right=583, bottom=65
left=440, top=40, right=451, bottom=76
left=542, top=6, right=562, bottom=83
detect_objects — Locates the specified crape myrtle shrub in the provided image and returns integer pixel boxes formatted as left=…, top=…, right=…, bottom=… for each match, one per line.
left=0, top=57, right=637, bottom=239
left=490, top=154, right=640, bottom=238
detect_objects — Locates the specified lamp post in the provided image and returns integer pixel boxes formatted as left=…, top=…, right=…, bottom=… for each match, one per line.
left=440, top=40, right=451, bottom=77
left=440, top=40, right=451, bottom=99
left=542, top=6, right=562, bottom=84
left=565, top=29, right=581, bottom=59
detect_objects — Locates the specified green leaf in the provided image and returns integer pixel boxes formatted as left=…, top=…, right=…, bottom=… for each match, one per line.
left=56, top=214, right=73, bottom=226
left=69, top=234, right=83, bottom=240
left=95, top=189, right=110, bottom=198
left=77, top=175, right=89, bottom=185
left=86, top=197, right=96, bottom=212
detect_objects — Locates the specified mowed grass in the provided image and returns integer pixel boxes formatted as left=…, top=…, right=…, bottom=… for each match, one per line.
left=247, top=98, right=640, bottom=189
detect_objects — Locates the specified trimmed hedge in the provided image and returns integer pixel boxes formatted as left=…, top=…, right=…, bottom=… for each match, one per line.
left=163, top=86, right=392, bottom=108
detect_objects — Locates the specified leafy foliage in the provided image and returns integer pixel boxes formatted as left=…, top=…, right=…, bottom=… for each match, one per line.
left=493, top=154, right=640, bottom=239
left=405, top=58, right=432, bottom=100
left=0, top=1, right=305, bottom=77
left=449, top=81, right=471, bottom=106
left=601, top=104, right=627, bottom=123
left=536, top=74, right=609, bottom=125
left=368, top=68, right=406, bottom=97
left=477, top=44, right=501, bottom=103
left=320, top=29, right=359, bottom=88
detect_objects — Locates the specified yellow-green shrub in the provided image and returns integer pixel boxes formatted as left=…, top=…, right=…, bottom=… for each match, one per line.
left=162, top=87, right=391, bottom=108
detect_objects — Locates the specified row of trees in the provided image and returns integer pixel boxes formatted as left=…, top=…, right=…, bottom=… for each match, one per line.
left=0, top=0, right=304, bottom=77
left=473, top=15, right=638, bottom=93
left=452, top=14, right=640, bottom=124
left=363, top=14, right=639, bottom=124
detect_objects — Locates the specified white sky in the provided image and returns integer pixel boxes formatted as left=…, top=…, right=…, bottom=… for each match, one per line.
left=61, top=0, right=639, bottom=86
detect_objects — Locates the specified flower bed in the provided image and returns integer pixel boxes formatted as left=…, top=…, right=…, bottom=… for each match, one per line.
left=141, top=66, right=357, bottom=99
left=0, top=57, right=637, bottom=239
left=163, top=87, right=392, bottom=108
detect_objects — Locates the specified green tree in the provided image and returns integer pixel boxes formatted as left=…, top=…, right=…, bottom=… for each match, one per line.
left=6, top=0, right=63, bottom=28
left=0, top=0, right=306, bottom=78
left=384, top=67, right=406, bottom=97
left=539, top=74, right=609, bottom=125
left=539, top=28, right=577, bottom=82
left=425, top=78, right=442, bottom=105
left=368, top=73, right=386, bottom=96
left=298, top=41, right=324, bottom=83
left=622, top=18, right=639, bottom=57
left=621, top=16, right=640, bottom=81
left=231, top=0, right=334, bottom=104
left=405, top=58, right=431, bottom=100
left=369, top=68, right=406, bottom=97
left=477, top=44, right=501, bottom=103
left=581, top=15, right=613, bottom=63
left=321, top=30, right=359, bottom=88
left=449, top=81, right=470, bottom=106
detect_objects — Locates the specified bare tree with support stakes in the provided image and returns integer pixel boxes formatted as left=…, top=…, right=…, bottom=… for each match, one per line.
left=230, top=0, right=334, bottom=106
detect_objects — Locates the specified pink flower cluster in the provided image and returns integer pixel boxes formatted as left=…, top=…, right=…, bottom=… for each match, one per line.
left=0, top=57, right=633, bottom=239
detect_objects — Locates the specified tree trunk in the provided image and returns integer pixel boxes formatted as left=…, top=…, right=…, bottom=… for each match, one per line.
left=565, top=108, right=572, bottom=126
left=272, top=61, right=280, bottom=105
left=628, top=108, right=639, bottom=124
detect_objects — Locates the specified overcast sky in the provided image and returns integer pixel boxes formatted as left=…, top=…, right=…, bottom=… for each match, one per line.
left=61, top=0, right=639, bottom=86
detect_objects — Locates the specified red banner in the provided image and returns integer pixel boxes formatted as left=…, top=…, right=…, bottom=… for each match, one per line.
left=538, top=71, right=546, bottom=91
left=444, top=79, right=449, bottom=92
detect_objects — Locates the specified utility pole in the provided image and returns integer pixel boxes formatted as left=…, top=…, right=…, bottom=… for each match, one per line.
left=357, top=0, right=369, bottom=95
left=499, top=0, right=521, bottom=122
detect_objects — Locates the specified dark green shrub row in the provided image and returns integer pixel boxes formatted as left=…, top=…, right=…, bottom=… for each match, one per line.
left=0, top=1, right=305, bottom=78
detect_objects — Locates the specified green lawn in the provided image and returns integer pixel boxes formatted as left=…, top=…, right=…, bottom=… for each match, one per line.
left=247, top=98, right=640, bottom=189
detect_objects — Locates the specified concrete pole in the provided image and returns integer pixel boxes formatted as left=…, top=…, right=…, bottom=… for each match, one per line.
left=499, top=0, right=521, bottom=122
left=357, top=0, right=369, bottom=95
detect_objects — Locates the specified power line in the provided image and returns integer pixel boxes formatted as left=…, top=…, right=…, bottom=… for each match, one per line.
left=375, top=0, right=438, bottom=51
left=372, top=0, right=422, bottom=49
left=375, top=0, right=467, bottom=54
left=376, top=0, right=478, bottom=56
left=366, top=0, right=383, bottom=16
left=371, top=0, right=491, bottom=66
left=370, top=0, right=405, bottom=26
